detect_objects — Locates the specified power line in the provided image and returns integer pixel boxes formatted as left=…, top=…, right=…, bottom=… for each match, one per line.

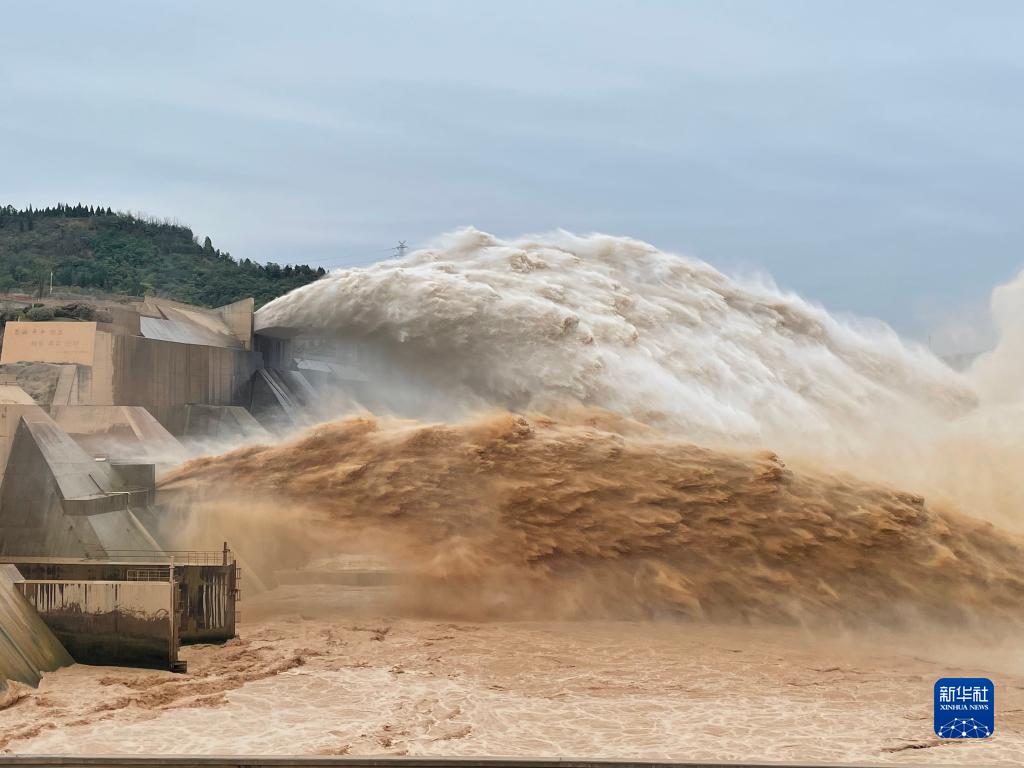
left=319, top=242, right=413, bottom=264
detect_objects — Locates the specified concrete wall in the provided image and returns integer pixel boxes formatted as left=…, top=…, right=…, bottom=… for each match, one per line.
left=177, top=564, right=237, bottom=643
left=86, top=332, right=262, bottom=432
left=11, top=558, right=237, bottom=652
left=99, top=305, right=142, bottom=336
left=17, top=579, right=175, bottom=669
left=216, top=298, right=255, bottom=351
left=1, top=321, right=262, bottom=420
left=253, top=333, right=292, bottom=369
left=0, top=565, right=72, bottom=687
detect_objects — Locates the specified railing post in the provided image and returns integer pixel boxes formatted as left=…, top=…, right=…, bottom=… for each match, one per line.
left=168, top=555, right=176, bottom=669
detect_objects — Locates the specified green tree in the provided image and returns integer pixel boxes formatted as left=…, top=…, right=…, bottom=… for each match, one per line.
left=0, top=204, right=326, bottom=307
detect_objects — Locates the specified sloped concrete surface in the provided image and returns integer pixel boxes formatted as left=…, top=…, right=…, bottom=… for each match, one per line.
left=251, top=368, right=320, bottom=431
left=178, top=404, right=270, bottom=442
left=138, top=298, right=252, bottom=351
left=0, top=411, right=161, bottom=557
left=0, top=565, right=72, bottom=687
left=51, top=405, right=186, bottom=463
left=0, top=386, right=35, bottom=405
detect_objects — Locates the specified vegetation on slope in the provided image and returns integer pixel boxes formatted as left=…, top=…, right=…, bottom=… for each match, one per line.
left=0, top=204, right=326, bottom=307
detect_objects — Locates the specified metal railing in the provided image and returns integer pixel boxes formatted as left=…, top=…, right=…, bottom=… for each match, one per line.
left=87, top=545, right=235, bottom=566
left=126, top=567, right=171, bottom=581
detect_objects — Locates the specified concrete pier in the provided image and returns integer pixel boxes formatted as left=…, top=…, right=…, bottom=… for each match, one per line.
left=3, top=554, right=239, bottom=671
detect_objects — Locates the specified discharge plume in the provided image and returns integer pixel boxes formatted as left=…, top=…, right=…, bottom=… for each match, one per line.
left=171, top=228, right=1024, bottom=626
left=255, top=228, right=1024, bottom=529
left=256, top=228, right=975, bottom=455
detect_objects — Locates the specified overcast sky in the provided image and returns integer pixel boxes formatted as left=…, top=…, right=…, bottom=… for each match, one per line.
left=3, top=0, right=1023, bottom=350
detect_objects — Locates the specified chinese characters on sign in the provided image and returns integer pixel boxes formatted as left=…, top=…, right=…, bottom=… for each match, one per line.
left=0, top=321, right=97, bottom=366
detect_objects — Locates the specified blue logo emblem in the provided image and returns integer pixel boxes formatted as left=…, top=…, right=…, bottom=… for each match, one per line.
left=934, top=678, right=994, bottom=738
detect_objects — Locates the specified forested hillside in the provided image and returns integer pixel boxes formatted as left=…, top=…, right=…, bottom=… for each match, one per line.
left=0, top=204, right=326, bottom=307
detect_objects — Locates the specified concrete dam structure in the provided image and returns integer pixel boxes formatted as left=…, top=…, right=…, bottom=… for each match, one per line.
left=0, top=295, right=308, bottom=441
left=6, top=554, right=238, bottom=671
left=0, top=564, right=72, bottom=688
left=0, top=407, right=159, bottom=558
left=0, top=294, right=299, bottom=687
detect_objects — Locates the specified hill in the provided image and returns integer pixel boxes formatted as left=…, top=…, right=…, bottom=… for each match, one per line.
left=0, top=204, right=326, bottom=307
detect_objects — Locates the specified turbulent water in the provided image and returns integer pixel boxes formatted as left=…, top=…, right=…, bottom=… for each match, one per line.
left=176, top=229, right=1024, bottom=627
left=257, top=228, right=976, bottom=454
left=5, top=615, right=1023, bottom=761
left=162, top=409, right=1024, bottom=628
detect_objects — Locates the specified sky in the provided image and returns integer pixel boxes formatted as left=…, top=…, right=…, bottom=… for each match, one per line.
left=2, top=0, right=1024, bottom=351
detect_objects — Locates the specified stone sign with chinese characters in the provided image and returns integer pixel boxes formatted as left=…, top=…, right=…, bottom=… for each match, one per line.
left=0, top=321, right=97, bottom=366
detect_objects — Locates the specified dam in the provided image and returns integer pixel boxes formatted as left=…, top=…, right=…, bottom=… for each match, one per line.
left=0, top=293, right=316, bottom=685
